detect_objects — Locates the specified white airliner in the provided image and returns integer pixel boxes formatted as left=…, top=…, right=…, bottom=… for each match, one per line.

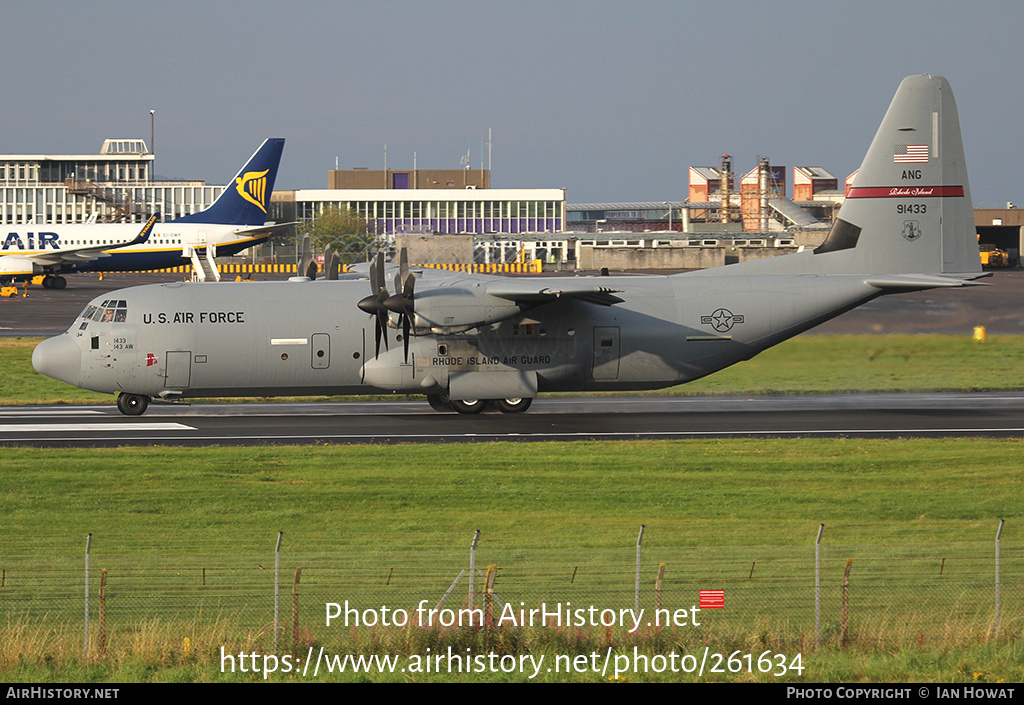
left=0, top=138, right=286, bottom=288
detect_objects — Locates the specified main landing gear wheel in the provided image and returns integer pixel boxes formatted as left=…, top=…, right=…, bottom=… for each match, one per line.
left=495, top=397, right=533, bottom=414
left=451, top=398, right=489, bottom=415
left=41, top=275, right=67, bottom=289
left=427, top=393, right=455, bottom=412
left=116, top=393, right=150, bottom=416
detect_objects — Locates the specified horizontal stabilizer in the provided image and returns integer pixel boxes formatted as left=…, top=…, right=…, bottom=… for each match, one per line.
left=865, top=272, right=992, bottom=292
left=232, top=221, right=299, bottom=237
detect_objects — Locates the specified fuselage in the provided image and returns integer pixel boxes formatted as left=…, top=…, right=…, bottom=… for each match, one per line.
left=0, top=222, right=265, bottom=274
left=33, top=272, right=883, bottom=401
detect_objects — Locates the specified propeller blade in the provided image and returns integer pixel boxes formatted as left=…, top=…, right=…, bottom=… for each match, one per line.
left=325, top=249, right=339, bottom=280
left=402, top=308, right=411, bottom=363
left=395, top=246, right=409, bottom=293
left=377, top=308, right=389, bottom=352
left=360, top=251, right=393, bottom=358
left=298, top=234, right=313, bottom=279
left=370, top=251, right=387, bottom=295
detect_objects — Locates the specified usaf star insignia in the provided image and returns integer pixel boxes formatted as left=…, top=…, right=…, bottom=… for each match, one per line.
left=701, top=308, right=744, bottom=332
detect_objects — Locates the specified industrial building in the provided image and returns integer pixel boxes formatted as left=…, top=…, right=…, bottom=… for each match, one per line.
left=569, top=157, right=841, bottom=235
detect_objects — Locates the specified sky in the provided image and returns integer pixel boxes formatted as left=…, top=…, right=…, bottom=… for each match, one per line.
left=3, top=0, right=1022, bottom=207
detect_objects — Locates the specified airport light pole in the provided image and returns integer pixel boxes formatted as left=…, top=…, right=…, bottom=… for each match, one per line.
left=149, top=110, right=155, bottom=181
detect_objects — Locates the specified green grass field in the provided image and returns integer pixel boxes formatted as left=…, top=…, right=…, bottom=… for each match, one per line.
left=2, top=335, right=1023, bottom=682
left=1, top=440, right=1022, bottom=682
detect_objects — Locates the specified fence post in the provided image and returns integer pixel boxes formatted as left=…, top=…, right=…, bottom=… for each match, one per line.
left=98, top=569, right=108, bottom=659
left=483, top=564, right=498, bottom=629
left=840, top=558, right=852, bottom=648
left=655, top=563, right=665, bottom=615
left=292, top=567, right=302, bottom=645
left=84, top=533, right=92, bottom=661
left=635, top=525, right=645, bottom=613
left=815, top=524, right=824, bottom=649
left=994, top=519, right=1005, bottom=637
left=274, top=532, right=283, bottom=652
left=469, top=530, right=481, bottom=609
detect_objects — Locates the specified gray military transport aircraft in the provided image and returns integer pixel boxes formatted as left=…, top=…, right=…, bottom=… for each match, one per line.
left=33, top=75, right=984, bottom=416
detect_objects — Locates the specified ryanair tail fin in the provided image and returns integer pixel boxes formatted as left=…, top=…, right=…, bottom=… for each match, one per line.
left=174, top=138, right=285, bottom=226
left=814, top=74, right=980, bottom=277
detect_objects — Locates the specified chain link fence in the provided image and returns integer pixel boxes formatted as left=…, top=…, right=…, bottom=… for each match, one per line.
left=1, top=523, right=1019, bottom=659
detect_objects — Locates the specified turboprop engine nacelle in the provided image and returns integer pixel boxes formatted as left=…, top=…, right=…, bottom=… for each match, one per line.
left=410, top=287, right=522, bottom=334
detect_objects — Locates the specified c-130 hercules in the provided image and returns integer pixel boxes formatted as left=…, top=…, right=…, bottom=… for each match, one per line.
left=34, top=75, right=984, bottom=416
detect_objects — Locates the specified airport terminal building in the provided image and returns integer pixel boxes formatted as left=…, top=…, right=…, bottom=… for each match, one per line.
left=275, top=188, right=566, bottom=237
left=0, top=139, right=221, bottom=225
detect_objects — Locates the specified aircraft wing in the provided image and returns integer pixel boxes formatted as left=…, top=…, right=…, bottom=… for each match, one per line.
left=17, top=214, right=159, bottom=267
left=486, top=281, right=625, bottom=306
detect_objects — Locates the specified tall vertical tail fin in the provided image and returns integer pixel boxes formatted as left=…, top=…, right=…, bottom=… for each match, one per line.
left=814, top=75, right=980, bottom=277
left=174, top=138, right=285, bottom=226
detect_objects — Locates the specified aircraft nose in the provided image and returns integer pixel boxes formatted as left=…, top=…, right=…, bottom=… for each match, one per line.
left=32, top=334, right=82, bottom=386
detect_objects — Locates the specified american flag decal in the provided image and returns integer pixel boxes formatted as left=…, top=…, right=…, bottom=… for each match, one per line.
left=893, top=144, right=928, bottom=163
left=235, top=169, right=270, bottom=213
left=699, top=590, right=725, bottom=609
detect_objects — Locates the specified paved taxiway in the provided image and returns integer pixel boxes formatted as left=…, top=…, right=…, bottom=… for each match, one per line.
left=4, top=393, right=1024, bottom=447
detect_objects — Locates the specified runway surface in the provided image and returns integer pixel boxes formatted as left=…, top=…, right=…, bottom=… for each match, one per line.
left=4, top=393, right=1024, bottom=447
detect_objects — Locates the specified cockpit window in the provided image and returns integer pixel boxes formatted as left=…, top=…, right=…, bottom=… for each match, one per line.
left=89, top=300, right=129, bottom=323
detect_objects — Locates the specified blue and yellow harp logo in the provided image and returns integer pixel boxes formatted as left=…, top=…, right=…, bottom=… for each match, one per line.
left=235, top=169, right=269, bottom=214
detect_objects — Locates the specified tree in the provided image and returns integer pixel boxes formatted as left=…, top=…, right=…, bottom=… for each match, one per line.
left=298, top=204, right=378, bottom=264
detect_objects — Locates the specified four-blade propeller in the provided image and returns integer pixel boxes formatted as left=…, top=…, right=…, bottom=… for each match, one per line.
left=357, top=249, right=417, bottom=361
left=385, top=248, right=416, bottom=363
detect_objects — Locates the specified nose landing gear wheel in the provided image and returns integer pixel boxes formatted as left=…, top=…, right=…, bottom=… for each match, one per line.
left=495, top=397, right=533, bottom=414
left=116, top=393, right=150, bottom=416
